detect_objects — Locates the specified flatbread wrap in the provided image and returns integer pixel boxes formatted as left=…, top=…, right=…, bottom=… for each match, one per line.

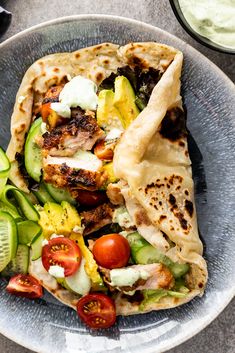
left=4, top=42, right=207, bottom=324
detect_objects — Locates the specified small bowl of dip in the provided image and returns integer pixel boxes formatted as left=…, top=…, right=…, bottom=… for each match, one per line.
left=170, top=0, right=235, bottom=54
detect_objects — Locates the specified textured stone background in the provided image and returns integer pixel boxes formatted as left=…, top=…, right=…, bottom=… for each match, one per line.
left=0, top=0, right=234, bottom=352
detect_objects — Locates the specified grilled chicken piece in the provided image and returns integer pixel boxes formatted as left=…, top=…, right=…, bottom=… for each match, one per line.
left=106, top=182, right=124, bottom=205
left=81, top=203, right=114, bottom=235
left=42, top=108, right=104, bottom=156
left=43, top=162, right=106, bottom=191
left=100, top=264, right=174, bottom=293
left=43, top=85, right=64, bottom=104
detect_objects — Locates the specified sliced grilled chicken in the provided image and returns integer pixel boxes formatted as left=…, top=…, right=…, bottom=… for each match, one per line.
left=43, top=153, right=106, bottom=191
left=42, top=107, right=104, bottom=157
left=106, top=182, right=124, bottom=205
left=81, top=203, right=114, bottom=235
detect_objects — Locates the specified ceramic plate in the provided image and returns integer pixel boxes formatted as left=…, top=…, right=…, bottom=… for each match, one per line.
left=0, top=15, right=234, bottom=353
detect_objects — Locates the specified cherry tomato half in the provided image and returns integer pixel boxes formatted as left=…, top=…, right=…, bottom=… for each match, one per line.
left=41, top=102, right=53, bottom=122
left=94, top=140, right=114, bottom=161
left=93, top=233, right=130, bottom=269
left=6, top=274, right=43, bottom=299
left=75, top=189, right=108, bottom=208
left=42, top=238, right=81, bottom=277
left=77, top=293, right=116, bottom=329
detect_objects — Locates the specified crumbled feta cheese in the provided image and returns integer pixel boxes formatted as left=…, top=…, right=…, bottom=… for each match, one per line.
left=123, top=290, right=136, bottom=296
left=113, top=206, right=135, bottom=229
left=73, top=225, right=84, bottom=234
left=50, top=233, right=64, bottom=239
left=48, top=265, right=65, bottom=278
left=119, top=230, right=135, bottom=238
left=51, top=102, right=71, bottom=118
left=42, top=239, right=49, bottom=246
left=41, top=122, right=48, bottom=135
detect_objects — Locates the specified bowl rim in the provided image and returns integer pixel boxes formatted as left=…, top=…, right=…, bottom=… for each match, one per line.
left=0, top=13, right=234, bottom=353
left=169, top=0, right=235, bottom=55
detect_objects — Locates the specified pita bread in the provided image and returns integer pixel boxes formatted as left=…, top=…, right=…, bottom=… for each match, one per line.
left=7, top=42, right=207, bottom=315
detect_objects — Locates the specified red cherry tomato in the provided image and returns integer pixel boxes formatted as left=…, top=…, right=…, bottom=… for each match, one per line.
left=42, top=238, right=81, bottom=277
left=75, top=190, right=108, bottom=207
left=94, top=140, right=114, bottom=161
left=6, top=274, right=43, bottom=299
left=93, top=234, right=130, bottom=269
left=77, top=293, right=116, bottom=329
left=41, top=102, right=53, bottom=122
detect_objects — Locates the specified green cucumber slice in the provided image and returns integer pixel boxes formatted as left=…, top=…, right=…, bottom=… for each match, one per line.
left=33, top=182, right=55, bottom=204
left=31, top=233, right=44, bottom=261
left=24, top=118, right=42, bottom=182
left=169, top=263, right=190, bottom=279
left=0, top=185, right=20, bottom=217
left=1, top=185, right=39, bottom=221
left=0, top=200, right=21, bottom=220
left=0, top=211, right=18, bottom=271
left=17, top=220, right=42, bottom=246
left=24, top=192, right=39, bottom=205
left=127, top=232, right=149, bottom=262
left=135, top=244, right=189, bottom=278
left=64, top=259, right=91, bottom=295
left=45, top=183, right=76, bottom=205
left=135, top=245, right=167, bottom=265
left=1, top=244, right=29, bottom=277
left=167, top=290, right=187, bottom=298
left=0, top=147, right=10, bottom=176
left=12, top=189, right=40, bottom=221
left=0, top=147, right=10, bottom=194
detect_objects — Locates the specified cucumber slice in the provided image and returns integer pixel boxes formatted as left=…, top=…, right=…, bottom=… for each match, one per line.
left=0, top=211, right=18, bottom=271
left=31, top=233, right=44, bottom=261
left=24, top=118, right=42, bottom=182
left=17, top=220, right=42, bottom=246
left=135, top=244, right=189, bottom=278
left=33, top=182, right=55, bottom=204
left=127, top=232, right=148, bottom=262
left=1, top=185, right=39, bottom=221
left=45, top=183, right=76, bottom=205
left=1, top=244, right=29, bottom=277
left=24, top=192, right=39, bottom=205
left=0, top=147, right=10, bottom=177
left=167, top=290, right=187, bottom=298
left=135, top=245, right=167, bottom=265
left=64, top=258, right=91, bottom=295
left=12, top=189, right=40, bottom=221
left=0, top=147, right=10, bottom=194
left=0, top=185, right=20, bottom=217
left=169, top=263, right=190, bottom=279
left=0, top=200, right=21, bottom=220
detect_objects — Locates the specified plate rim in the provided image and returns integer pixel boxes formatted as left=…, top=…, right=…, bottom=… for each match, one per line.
left=0, top=13, right=234, bottom=353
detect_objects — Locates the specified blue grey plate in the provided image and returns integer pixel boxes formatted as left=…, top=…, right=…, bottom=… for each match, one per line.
left=0, top=15, right=234, bottom=353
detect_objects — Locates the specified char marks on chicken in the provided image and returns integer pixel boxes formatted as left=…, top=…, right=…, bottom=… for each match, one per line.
left=43, top=162, right=105, bottom=191
left=81, top=203, right=114, bottom=235
left=42, top=107, right=104, bottom=156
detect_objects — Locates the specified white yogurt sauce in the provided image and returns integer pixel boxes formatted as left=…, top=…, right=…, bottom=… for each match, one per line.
left=179, top=0, right=235, bottom=49
left=110, top=267, right=149, bottom=287
left=59, top=75, right=98, bottom=110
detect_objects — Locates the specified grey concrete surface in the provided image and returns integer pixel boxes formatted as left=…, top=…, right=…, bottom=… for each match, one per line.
left=0, top=0, right=234, bottom=352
